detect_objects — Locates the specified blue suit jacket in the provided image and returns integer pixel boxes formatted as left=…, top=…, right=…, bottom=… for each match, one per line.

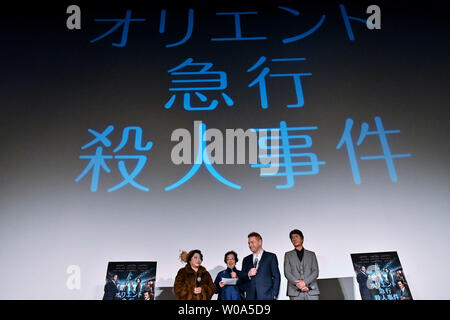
left=240, top=251, right=281, bottom=300
left=103, top=280, right=119, bottom=300
left=357, top=272, right=369, bottom=290
left=214, top=268, right=245, bottom=300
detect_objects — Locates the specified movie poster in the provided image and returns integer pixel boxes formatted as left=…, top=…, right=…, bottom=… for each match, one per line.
left=104, top=261, right=157, bottom=300
left=351, top=252, right=412, bottom=300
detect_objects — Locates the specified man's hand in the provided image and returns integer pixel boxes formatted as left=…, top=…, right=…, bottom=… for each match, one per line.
left=301, top=287, right=310, bottom=292
left=295, top=280, right=307, bottom=290
left=231, top=272, right=238, bottom=279
left=248, top=268, right=258, bottom=277
left=194, top=287, right=202, bottom=295
left=219, top=281, right=226, bottom=288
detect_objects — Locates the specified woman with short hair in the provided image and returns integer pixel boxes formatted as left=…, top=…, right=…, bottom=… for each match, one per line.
left=214, top=250, right=245, bottom=300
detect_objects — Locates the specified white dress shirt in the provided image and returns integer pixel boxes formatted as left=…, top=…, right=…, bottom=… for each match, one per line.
left=252, top=249, right=264, bottom=269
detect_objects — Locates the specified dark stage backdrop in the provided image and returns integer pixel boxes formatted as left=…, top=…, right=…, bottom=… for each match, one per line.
left=0, top=1, right=448, bottom=299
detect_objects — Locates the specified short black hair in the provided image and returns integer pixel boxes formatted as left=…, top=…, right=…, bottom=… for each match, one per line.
left=224, top=251, right=239, bottom=264
left=188, top=249, right=203, bottom=262
left=109, top=274, right=118, bottom=281
left=289, top=229, right=304, bottom=239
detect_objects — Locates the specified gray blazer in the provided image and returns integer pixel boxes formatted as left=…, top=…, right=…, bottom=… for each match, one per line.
left=284, top=249, right=320, bottom=297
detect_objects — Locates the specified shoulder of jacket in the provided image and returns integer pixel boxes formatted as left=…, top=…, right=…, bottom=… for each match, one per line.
left=198, top=266, right=209, bottom=274
left=265, top=251, right=277, bottom=258
left=182, top=264, right=194, bottom=274
left=175, top=267, right=187, bottom=278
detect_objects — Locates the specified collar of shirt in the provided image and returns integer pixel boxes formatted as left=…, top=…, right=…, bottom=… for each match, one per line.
left=295, top=247, right=305, bottom=261
left=253, top=249, right=264, bottom=264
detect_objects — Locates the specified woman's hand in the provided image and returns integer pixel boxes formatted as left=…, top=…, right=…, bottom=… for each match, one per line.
left=194, top=287, right=202, bottom=294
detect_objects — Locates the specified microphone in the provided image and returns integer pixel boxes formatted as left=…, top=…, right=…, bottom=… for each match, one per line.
left=253, top=258, right=258, bottom=269
left=196, top=276, right=201, bottom=288
left=229, top=266, right=236, bottom=279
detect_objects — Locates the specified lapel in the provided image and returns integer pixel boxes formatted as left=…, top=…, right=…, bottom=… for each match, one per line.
left=302, top=249, right=308, bottom=267
left=246, top=254, right=253, bottom=268
left=258, top=251, right=267, bottom=268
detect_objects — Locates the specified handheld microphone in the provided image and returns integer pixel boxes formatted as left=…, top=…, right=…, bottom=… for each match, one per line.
left=253, top=258, right=258, bottom=269
left=229, top=266, right=236, bottom=278
left=196, top=276, right=201, bottom=288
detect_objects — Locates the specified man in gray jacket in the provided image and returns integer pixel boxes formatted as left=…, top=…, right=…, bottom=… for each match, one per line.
left=284, top=229, right=320, bottom=300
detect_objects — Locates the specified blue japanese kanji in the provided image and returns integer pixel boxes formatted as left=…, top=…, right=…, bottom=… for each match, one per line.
left=76, top=146, right=112, bottom=192
left=76, top=126, right=153, bottom=192
left=248, top=56, right=311, bottom=109
left=165, top=58, right=234, bottom=111
left=336, top=117, right=411, bottom=184
left=165, top=122, right=241, bottom=190
left=159, top=9, right=194, bottom=47
left=251, top=121, right=326, bottom=189
left=278, top=6, right=326, bottom=43
left=339, top=4, right=374, bottom=41
left=211, top=11, right=267, bottom=41
left=90, top=10, right=146, bottom=47
left=81, top=125, right=114, bottom=149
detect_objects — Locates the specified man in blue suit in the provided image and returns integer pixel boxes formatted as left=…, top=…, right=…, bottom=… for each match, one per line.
left=356, top=266, right=371, bottom=300
left=103, top=274, right=119, bottom=300
left=240, top=232, right=281, bottom=300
